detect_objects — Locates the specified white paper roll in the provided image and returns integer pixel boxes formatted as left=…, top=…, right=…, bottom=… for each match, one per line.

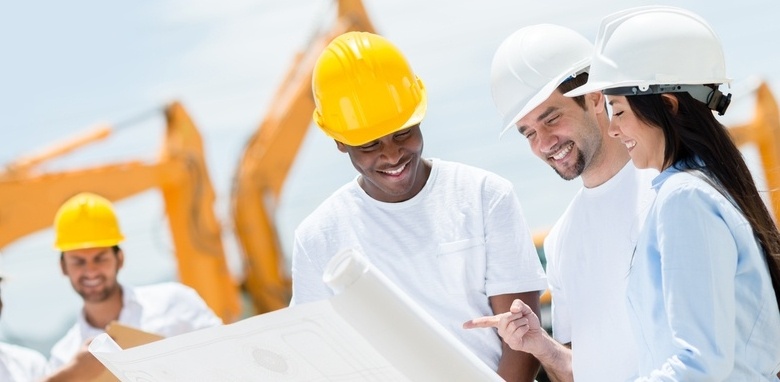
left=323, top=248, right=502, bottom=381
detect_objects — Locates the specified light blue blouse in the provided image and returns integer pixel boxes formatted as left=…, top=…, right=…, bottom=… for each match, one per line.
left=627, top=164, right=780, bottom=381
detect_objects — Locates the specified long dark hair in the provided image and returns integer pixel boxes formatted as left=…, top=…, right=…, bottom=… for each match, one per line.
left=627, top=92, right=780, bottom=310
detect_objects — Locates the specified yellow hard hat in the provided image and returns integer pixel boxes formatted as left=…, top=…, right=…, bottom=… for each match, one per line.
left=53, top=192, right=125, bottom=251
left=312, top=31, right=427, bottom=146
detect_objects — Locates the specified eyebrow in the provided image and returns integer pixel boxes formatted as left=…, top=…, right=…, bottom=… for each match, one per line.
left=518, top=106, right=557, bottom=134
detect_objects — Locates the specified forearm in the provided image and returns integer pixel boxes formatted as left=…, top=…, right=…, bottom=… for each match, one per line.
left=496, top=342, right=540, bottom=382
left=533, top=335, right=573, bottom=382
left=40, top=365, right=87, bottom=382
left=40, top=350, right=105, bottom=382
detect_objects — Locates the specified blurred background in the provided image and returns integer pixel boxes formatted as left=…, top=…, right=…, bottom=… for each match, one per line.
left=1, top=0, right=779, bottom=359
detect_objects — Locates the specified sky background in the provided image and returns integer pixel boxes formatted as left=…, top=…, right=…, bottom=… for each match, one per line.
left=1, top=0, right=779, bottom=354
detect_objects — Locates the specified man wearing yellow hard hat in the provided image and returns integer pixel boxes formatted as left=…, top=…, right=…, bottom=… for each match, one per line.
left=290, top=31, right=547, bottom=381
left=46, top=192, right=223, bottom=377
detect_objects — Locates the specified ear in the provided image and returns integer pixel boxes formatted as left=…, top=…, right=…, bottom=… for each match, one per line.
left=60, top=254, right=67, bottom=275
left=587, top=91, right=606, bottom=114
left=117, top=249, right=125, bottom=270
left=335, top=140, right=348, bottom=153
left=661, top=94, right=679, bottom=115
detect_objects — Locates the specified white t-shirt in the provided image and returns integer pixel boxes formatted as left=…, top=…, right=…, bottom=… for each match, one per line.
left=544, top=162, right=656, bottom=382
left=0, top=342, right=48, bottom=382
left=291, top=158, right=547, bottom=370
left=49, top=282, right=223, bottom=369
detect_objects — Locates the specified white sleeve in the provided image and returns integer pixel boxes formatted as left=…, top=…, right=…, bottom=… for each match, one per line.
left=290, top=231, right=333, bottom=306
left=483, top=185, right=547, bottom=296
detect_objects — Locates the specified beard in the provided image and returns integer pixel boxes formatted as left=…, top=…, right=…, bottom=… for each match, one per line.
left=552, top=150, right=586, bottom=180
left=75, top=279, right=120, bottom=303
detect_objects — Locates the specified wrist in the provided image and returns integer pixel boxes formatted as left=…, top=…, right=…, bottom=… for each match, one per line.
left=534, top=332, right=566, bottom=364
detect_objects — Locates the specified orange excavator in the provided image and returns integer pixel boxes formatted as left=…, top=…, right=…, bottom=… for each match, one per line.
left=0, top=102, right=243, bottom=323
left=0, top=0, right=375, bottom=323
left=3, top=0, right=780, bottom=327
left=230, top=0, right=375, bottom=314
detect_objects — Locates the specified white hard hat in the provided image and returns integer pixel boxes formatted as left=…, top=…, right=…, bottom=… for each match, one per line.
left=566, top=6, right=731, bottom=98
left=491, top=24, right=593, bottom=137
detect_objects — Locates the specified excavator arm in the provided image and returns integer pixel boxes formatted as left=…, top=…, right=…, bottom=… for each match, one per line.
left=727, top=82, right=780, bottom=221
left=231, top=0, right=376, bottom=313
left=0, top=102, right=241, bottom=323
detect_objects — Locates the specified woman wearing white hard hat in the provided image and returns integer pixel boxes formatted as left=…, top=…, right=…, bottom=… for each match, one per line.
left=566, top=5, right=780, bottom=380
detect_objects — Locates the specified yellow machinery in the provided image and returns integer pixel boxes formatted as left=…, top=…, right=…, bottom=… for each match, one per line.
left=2, top=0, right=780, bottom=324
left=728, top=82, right=780, bottom=220
left=0, top=102, right=241, bottom=323
left=230, top=0, right=375, bottom=314
left=0, top=0, right=376, bottom=321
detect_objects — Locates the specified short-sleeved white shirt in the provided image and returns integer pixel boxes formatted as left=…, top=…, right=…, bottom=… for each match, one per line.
left=0, top=342, right=48, bottom=381
left=545, top=162, right=657, bottom=381
left=291, top=159, right=547, bottom=370
left=49, top=282, right=222, bottom=369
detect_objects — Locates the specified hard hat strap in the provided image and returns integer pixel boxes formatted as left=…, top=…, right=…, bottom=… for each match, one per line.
left=603, top=84, right=731, bottom=115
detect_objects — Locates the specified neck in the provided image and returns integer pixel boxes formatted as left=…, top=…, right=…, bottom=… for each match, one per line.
left=83, top=287, right=123, bottom=329
left=581, top=126, right=631, bottom=188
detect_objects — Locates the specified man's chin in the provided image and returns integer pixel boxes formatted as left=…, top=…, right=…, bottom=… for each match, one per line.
left=552, top=165, right=579, bottom=181
left=79, top=291, right=110, bottom=303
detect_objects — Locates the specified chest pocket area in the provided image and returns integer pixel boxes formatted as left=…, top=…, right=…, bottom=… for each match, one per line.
left=437, top=238, right=486, bottom=296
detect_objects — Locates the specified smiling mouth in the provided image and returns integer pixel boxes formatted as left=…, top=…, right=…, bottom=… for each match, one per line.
left=549, top=142, right=574, bottom=161
left=80, top=277, right=103, bottom=288
left=624, top=140, right=637, bottom=150
left=379, top=161, right=408, bottom=176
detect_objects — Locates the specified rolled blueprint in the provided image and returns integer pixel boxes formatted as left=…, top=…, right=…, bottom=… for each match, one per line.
left=89, top=248, right=501, bottom=381
left=323, top=248, right=502, bottom=381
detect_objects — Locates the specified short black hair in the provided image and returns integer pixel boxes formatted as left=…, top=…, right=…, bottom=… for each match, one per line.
left=557, top=72, right=589, bottom=109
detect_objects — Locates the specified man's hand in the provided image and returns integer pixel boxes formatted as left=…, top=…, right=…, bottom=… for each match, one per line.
left=42, top=338, right=105, bottom=382
left=463, top=298, right=546, bottom=355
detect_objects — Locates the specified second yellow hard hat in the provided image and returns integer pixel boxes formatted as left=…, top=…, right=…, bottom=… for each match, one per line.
left=53, top=192, right=125, bottom=251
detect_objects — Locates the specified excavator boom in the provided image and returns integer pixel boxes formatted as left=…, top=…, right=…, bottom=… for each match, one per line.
left=231, top=0, right=376, bottom=313
left=0, top=102, right=241, bottom=323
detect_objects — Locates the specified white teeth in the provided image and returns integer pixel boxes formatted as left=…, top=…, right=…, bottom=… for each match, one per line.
left=381, top=162, right=406, bottom=175
left=551, top=143, right=573, bottom=161
left=625, top=141, right=636, bottom=149
left=82, top=278, right=101, bottom=287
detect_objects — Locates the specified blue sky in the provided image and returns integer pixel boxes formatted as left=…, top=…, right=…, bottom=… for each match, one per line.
left=1, top=0, right=779, bottom=354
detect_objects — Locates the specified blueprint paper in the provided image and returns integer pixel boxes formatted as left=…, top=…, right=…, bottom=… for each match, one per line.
left=89, top=249, right=502, bottom=381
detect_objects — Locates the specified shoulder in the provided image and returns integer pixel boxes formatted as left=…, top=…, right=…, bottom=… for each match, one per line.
left=296, top=181, right=360, bottom=232
left=135, top=282, right=204, bottom=303
left=0, top=342, right=46, bottom=362
left=51, top=322, right=80, bottom=347
left=654, top=171, right=727, bottom=213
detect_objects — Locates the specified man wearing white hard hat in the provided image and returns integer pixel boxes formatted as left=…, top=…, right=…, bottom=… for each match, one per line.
left=473, top=6, right=780, bottom=381
left=464, top=23, right=657, bottom=381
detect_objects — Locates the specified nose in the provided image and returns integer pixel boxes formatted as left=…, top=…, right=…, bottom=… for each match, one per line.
left=380, top=140, right=403, bottom=164
left=607, top=119, right=620, bottom=138
left=537, top=129, right=559, bottom=154
left=83, top=260, right=101, bottom=275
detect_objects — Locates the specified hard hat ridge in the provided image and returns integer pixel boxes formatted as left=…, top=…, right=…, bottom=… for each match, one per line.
left=490, top=24, right=593, bottom=138
left=53, top=192, right=125, bottom=251
left=565, top=5, right=732, bottom=116
left=312, top=31, right=427, bottom=146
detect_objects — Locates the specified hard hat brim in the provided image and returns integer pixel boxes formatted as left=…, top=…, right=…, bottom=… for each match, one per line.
left=55, top=237, right=125, bottom=252
left=564, top=80, right=615, bottom=98
left=565, top=78, right=733, bottom=98
left=500, top=58, right=591, bottom=138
